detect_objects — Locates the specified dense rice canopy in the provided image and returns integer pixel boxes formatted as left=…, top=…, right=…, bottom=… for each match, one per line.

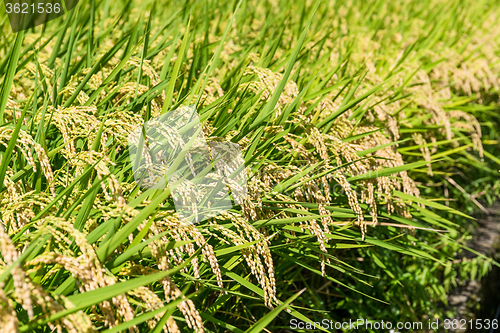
left=1, top=0, right=500, bottom=332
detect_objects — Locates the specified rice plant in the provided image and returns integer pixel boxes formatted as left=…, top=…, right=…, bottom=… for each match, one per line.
left=1, top=0, right=500, bottom=332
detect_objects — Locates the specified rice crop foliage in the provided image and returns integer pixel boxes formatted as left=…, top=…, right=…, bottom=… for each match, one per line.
left=1, top=0, right=500, bottom=332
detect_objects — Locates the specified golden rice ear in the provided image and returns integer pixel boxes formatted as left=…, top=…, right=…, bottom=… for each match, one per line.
left=207, top=214, right=278, bottom=306
left=242, top=66, right=300, bottom=117
left=0, top=285, right=19, bottom=332
left=0, top=129, right=54, bottom=194
left=0, top=223, right=33, bottom=319
left=155, top=276, right=205, bottom=333
left=1, top=222, right=92, bottom=332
